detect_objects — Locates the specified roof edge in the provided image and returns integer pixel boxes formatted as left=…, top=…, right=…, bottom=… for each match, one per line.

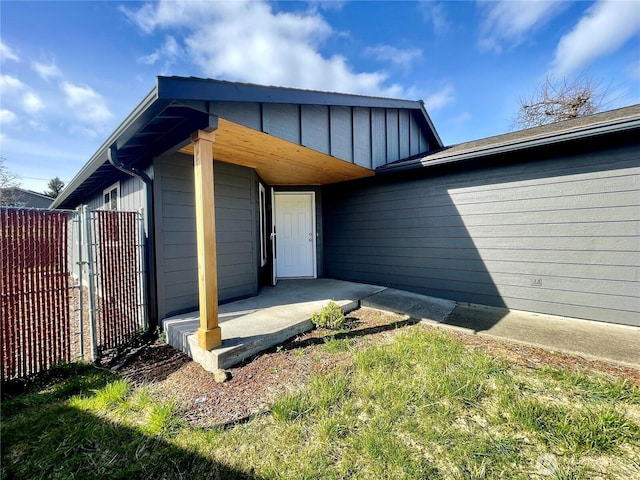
left=156, top=76, right=444, bottom=150
left=5, top=187, right=54, bottom=200
left=156, top=76, right=425, bottom=110
left=52, top=84, right=160, bottom=209
left=418, top=100, right=444, bottom=149
left=378, top=113, right=640, bottom=174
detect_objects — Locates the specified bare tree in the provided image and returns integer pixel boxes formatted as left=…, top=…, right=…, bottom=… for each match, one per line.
left=515, top=73, right=611, bottom=129
left=0, top=157, right=20, bottom=206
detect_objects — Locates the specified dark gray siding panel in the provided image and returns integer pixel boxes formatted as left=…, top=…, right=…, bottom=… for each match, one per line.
left=330, top=106, right=353, bottom=162
left=154, top=154, right=257, bottom=319
left=353, top=107, right=372, bottom=169
left=398, top=110, right=410, bottom=159
left=263, top=103, right=300, bottom=144
left=409, top=113, right=421, bottom=156
left=210, top=101, right=262, bottom=130
left=323, top=142, right=640, bottom=326
left=385, top=109, right=400, bottom=163
left=371, top=108, right=387, bottom=168
left=301, top=105, right=330, bottom=154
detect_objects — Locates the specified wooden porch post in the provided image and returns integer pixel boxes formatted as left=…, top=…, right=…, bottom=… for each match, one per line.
left=192, top=130, right=222, bottom=350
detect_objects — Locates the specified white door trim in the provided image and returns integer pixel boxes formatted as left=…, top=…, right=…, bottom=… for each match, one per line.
left=273, top=191, right=317, bottom=279
left=271, top=187, right=277, bottom=286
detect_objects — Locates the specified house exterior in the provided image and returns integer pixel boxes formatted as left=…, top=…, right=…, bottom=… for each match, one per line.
left=53, top=76, right=640, bottom=345
left=325, top=107, right=640, bottom=327
left=1, top=188, right=53, bottom=208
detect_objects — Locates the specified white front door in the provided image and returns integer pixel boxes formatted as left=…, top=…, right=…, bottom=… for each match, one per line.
left=274, top=192, right=316, bottom=278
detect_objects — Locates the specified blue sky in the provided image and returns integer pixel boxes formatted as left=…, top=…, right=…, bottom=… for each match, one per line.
left=1, top=0, right=639, bottom=193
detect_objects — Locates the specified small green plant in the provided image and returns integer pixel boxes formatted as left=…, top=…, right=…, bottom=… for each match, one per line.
left=311, top=301, right=345, bottom=330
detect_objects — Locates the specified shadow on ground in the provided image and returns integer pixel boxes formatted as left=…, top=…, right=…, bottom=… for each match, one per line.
left=441, top=305, right=510, bottom=333
left=1, top=365, right=261, bottom=480
left=255, top=316, right=421, bottom=353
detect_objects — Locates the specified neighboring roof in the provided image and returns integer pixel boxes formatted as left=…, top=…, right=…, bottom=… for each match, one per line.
left=378, top=104, right=640, bottom=173
left=53, top=76, right=442, bottom=209
left=1, top=187, right=54, bottom=208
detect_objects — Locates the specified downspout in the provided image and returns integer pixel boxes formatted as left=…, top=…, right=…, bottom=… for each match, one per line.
left=108, top=145, right=159, bottom=330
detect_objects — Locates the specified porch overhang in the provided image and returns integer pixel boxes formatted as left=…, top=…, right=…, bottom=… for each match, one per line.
left=188, top=119, right=374, bottom=350
left=53, top=76, right=440, bottom=210
left=179, top=118, right=374, bottom=185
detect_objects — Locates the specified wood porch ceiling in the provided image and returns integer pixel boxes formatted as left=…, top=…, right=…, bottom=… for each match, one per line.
left=179, top=118, right=374, bottom=185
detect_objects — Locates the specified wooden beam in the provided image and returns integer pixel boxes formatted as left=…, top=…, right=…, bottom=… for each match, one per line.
left=192, top=129, right=222, bottom=350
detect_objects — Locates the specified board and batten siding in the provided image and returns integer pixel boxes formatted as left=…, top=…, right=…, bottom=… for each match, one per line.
left=323, top=142, right=639, bottom=326
left=209, top=101, right=430, bottom=169
left=154, top=153, right=257, bottom=319
left=83, top=174, right=146, bottom=212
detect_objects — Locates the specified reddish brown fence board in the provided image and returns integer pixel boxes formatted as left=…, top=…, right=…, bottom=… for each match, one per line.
left=1, top=208, right=145, bottom=382
left=1, top=209, right=71, bottom=381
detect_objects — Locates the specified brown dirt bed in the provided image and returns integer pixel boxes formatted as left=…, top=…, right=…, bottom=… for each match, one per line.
left=117, top=307, right=640, bottom=428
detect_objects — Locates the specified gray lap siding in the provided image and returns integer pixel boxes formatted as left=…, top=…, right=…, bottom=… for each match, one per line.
left=323, top=139, right=639, bottom=326
left=154, top=153, right=257, bottom=319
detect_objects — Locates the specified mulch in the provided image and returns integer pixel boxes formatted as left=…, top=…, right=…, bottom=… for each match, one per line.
left=117, top=308, right=640, bottom=427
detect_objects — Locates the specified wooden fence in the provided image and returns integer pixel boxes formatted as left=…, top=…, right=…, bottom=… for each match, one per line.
left=1, top=207, right=146, bottom=382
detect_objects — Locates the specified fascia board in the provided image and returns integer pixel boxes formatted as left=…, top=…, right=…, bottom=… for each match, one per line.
left=378, top=118, right=640, bottom=174
left=52, top=86, right=162, bottom=209
left=157, top=76, right=423, bottom=110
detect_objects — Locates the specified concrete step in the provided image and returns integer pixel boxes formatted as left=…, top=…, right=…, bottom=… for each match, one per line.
left=162, top=279, right=386, bottom=372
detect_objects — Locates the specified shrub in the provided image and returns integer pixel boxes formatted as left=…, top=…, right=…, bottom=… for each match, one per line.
left=311, top=301, right=345, bottom=330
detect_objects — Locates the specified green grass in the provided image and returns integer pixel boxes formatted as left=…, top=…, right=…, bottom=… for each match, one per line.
left=322, top=335, right=352, bottom=353
left=2, top=325, right=639, bottom=480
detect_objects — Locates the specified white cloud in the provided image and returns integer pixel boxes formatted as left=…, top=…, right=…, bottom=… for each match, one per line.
left=552, top=0, right=640, bottom=76
left=0, top=109, right=17, bottom=124
left=62, top=82, right=113, bottom=135
left=139, top=52, right=159, bottom=66
left=22, top=92, right=44, bottom=113
left=425, top=84, right=455, bottom=111
left=32, top=61, right=63, bottom=81
left=0, top=41, right=19, bottom=62
left=69, top=125, right=102, bottom=139
left=364, top=45, right=422, bottom=74
left=139, top=35, right=183, bottom=65
left=122, top=0, right=406, bottom=97
left=0, top=74, right=25, bottom=93
left=0, top=75, right=44, bottom=115
left=419, top=1, right=450, bottom=34
left=478, top=1, right=565, bottom=53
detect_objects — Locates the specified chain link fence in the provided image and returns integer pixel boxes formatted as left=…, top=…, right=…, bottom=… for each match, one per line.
left=1, top=207, right=146, bottom=382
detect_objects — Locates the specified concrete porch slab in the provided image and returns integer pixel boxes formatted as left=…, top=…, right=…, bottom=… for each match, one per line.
left=162, top=279, right=386, bottom=372
left=361, top=288, right=456, bottom=322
